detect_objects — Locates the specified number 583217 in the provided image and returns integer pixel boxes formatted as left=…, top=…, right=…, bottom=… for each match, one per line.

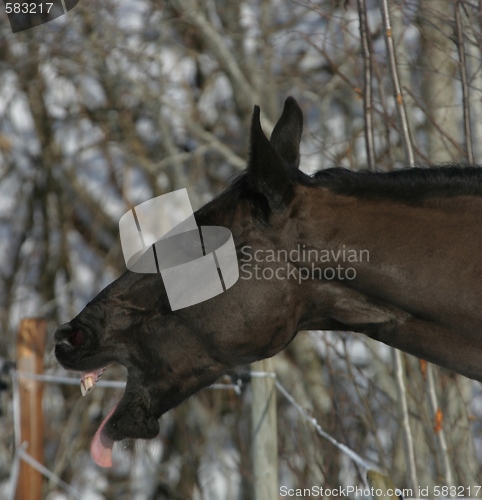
left=5, top=3, right=53, bottom=14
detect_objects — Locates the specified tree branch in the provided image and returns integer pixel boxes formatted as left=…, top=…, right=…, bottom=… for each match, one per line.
left=357, top=0, right=376, bottom=170
left=455, top=0, right=474, bottom=164
left=380, top=0, right=415, bottom=166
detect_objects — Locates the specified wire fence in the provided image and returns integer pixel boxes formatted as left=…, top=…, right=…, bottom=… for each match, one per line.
left=6, top=363, right=380, bottom=499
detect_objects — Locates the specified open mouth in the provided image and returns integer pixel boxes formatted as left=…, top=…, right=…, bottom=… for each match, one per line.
left=80, top=367, right=108, bottom=396
left=80, top=364, right=120, bottom=468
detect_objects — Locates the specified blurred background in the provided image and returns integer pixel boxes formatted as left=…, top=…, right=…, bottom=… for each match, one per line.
left=1, top=0, right=482, bottom=498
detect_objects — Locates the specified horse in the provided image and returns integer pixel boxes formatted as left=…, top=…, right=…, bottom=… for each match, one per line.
left=54, top=97, right=482, bottom=467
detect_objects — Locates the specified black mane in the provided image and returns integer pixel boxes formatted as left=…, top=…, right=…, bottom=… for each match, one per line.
left=312, top=165, right=482, bottom=200
left=196, top=165, right=482, bottom=225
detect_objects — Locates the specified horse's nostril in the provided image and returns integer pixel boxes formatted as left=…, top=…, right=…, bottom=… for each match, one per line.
left=69, top=330, right=86, bottom=347
left=54, top=324, right=86, bottom=348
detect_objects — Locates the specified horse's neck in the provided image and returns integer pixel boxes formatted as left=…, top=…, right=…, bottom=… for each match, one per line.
left=297, top=187, right=482, bottom=334
left=299, top=187, right=481, bottom=256
left=296, top=187, right=388, bottom=254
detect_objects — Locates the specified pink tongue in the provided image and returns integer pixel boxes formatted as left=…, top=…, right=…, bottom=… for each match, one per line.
left=90, top=402, right=119, bottom=467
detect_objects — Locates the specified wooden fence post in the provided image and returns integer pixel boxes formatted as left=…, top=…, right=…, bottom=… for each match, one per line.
left=15, top=318, right=47, bottom=500
left=251, top=358, right=278, bottom=500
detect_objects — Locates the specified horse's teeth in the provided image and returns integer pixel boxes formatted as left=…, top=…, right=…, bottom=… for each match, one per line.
left=81, top=376, right=94, bottom=396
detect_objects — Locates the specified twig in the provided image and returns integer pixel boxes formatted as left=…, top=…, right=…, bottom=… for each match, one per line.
left=380, top=0, right=415, bottom=166
left=342, top=339, right=387, bottom=471
left=357, top=0, right=376, bottom=169
left=455, top=0, right=474, bottom=164
left=426, top=364, right=454, bottom=487
left=156, top=101, right=191, bottom=193
left=181, top=118, right=247, bottom=170
left=302, top=35, right=359, bottom=93
left=372, top=57, right=395, bottom=167
left=174, top=0, right=258, bottom=118
left=403, top=86, right=465, bottom=158
left=392, top=350, right=418, bottom=491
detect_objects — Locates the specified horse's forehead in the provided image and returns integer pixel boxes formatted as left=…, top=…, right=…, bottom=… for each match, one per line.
left=197, top=182, right=307, bottom=245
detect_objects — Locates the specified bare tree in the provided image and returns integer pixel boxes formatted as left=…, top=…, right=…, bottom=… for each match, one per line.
left=1, top=1, right=481, bottom=498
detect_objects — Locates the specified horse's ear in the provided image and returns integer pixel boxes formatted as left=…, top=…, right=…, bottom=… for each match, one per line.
left=270, top=96, right=303, bottom=169
left=248, top=105, right=294, bottom=211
